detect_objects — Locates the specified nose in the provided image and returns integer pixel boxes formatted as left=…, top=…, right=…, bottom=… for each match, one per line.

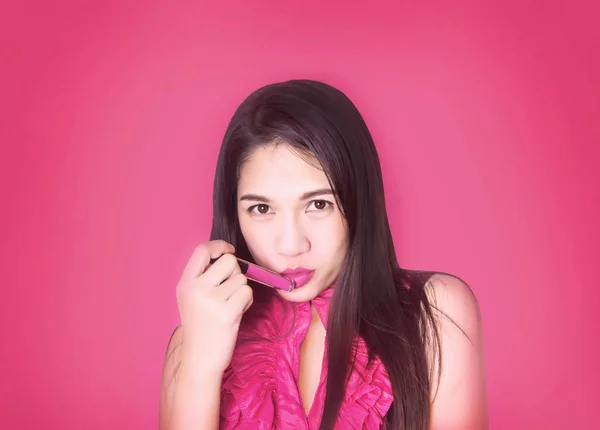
left=275, top=213, right=310, bottom=258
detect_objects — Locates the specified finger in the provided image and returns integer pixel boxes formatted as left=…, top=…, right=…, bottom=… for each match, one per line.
left=213, top=273, right=248, bottom=301
left=202, top=253, right=242, bottom=286
left=181, top=241, right=235, bottom=280
left=226, top=284, right=254, bottom=317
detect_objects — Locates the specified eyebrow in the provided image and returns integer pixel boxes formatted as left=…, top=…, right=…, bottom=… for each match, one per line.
left=239, top=188, right=334, bottom=203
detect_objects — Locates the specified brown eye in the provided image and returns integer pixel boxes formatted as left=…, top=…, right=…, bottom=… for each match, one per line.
left=247, top=204, right=272, bottom=216
left=256, top=204, right=269, bottom=214
left=308, top=200, right=332, bottom=212
left=314, top=200, right=326, bottom=210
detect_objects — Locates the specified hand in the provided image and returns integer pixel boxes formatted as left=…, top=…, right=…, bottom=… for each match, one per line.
left=175, top=240, right=253, bottom=375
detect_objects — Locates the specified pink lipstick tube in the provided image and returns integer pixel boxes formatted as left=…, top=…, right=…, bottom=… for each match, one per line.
left=210, top=257, right=296, bottom=292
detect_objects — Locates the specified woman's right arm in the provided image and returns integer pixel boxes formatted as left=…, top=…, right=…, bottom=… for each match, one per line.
left=158, top=241, right=254, bottom=430
left=159, top=325, right=223, bottom=430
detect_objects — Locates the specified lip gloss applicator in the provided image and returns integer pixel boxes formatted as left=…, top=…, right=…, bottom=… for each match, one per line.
left=209, top=257, right=296, bottom=292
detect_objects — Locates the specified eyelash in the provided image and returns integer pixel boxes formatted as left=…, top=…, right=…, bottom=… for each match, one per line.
left=247, top=200, right=334, bottom=215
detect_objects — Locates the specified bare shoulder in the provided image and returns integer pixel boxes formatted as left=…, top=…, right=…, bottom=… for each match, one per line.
left=423, top=273, right=482, bottom=339
left=422, top=273, right=489, bottom=429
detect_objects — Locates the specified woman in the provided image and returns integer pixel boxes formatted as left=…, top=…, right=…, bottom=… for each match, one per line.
left=159, top=80, right=488, bottom=429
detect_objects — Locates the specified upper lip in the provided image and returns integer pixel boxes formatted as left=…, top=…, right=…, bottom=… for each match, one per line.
left=281, top=267, right=313, bottom=276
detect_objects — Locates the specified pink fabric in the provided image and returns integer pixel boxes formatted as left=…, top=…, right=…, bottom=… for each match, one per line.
left=220, top=287, right=394, bottom=429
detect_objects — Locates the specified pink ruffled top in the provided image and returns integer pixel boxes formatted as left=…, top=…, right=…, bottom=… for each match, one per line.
left=220, top=286, right=394, bottom=429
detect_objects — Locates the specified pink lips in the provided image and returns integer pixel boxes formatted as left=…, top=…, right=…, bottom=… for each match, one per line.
left=280, top=267, right=315, bottom=289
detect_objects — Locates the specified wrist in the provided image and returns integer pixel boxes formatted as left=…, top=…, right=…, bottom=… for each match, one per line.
left=178, top=351, right=225, bottom=383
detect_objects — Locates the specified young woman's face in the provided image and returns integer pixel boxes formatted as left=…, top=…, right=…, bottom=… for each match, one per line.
left=237, top=144, right=348, bottom=302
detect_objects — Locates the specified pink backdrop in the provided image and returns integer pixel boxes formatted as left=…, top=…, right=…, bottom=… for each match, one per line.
left=1, top=1, right=598, bottom=429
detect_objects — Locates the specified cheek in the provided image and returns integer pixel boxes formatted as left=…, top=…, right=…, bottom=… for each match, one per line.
left=311, top=216, right=348, bottom=256
left=238, top=214, right=273, bottom=256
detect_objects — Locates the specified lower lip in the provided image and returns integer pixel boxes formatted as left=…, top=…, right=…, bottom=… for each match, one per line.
left=284, top=271, right=315, bottom=289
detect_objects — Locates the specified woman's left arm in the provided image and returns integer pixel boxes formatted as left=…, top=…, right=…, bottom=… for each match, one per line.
left=426, top=274, right=489, bottom=430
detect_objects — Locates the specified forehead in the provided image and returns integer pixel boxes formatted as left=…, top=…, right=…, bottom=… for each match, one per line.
left=238, top=144, right=329, bottom=196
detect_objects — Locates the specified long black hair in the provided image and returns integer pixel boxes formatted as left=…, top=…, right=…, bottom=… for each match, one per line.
left=209, top=79, right=441, bottom=429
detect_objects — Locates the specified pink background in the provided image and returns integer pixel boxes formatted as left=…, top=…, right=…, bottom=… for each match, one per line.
left=1, top=1, right=598, bottom=429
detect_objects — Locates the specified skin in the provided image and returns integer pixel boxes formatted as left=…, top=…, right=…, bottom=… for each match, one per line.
left=426, top=273, right=489, bottom=429
left=159, top=143, right=488, bottom=429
